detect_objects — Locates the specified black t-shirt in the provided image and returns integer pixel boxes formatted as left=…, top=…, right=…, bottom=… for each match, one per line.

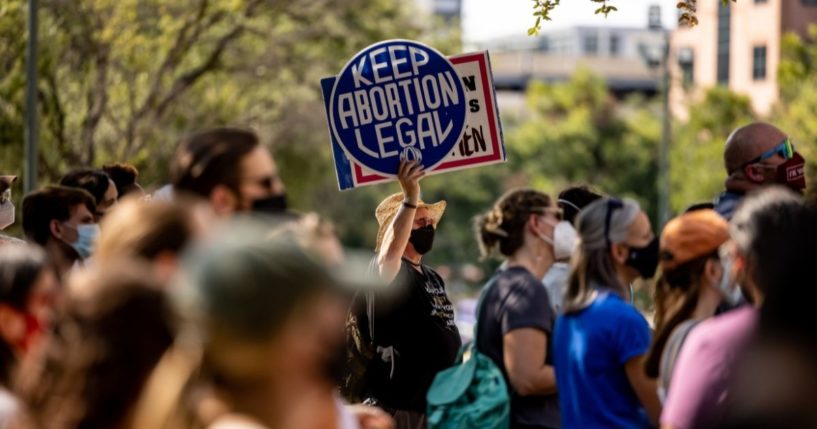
left=367, top=259, right=462, bottom=412
left=476, top=266, right=561, bottom=429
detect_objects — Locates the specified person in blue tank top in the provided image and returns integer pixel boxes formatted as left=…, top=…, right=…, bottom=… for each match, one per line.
left=553, top=198, right=661, bottom=428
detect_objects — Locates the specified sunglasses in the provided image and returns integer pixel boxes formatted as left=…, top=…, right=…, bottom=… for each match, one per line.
left=604, top=198, right=624, bottom=249
left=244, top=175, right=279, bottom=191
left=745, top=138, right=795, bottom=166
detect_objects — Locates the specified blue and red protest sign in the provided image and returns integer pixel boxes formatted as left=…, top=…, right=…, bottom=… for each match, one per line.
left=322, top=41, right=505, bottom=190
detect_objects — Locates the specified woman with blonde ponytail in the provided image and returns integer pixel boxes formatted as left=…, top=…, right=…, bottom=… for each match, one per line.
left=474, top=189, right=563, bottom=429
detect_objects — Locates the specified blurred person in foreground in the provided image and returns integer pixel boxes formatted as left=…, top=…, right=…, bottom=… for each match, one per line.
left=94, top=196, right=212, bottom=283
left=474, top=189, right=563, bottom=429
left=543, top=185, right=603, bottom=313
left=553, top=198, right=661, bottom=428
left=643, top=209, right=739, bottom=403
left=59, top=169, right=118, bottom=221
left=0, top=176, right=24, bottom=246
left=22, top=187, right=98, bottom=277
left=170, top=128, right=289, bottom=217
left=170, top=220, right=390, bottom=429
left=714, top=122, right=806, bottom=219
left=102, top=163, right=144, bottom=199
left=345, top=160, right=460, bottom=428
left=0, top=245, right=58, bottom=428
left=13, top=260, right=174, bottom=429
left=661, top=187, right=802, bottom=429
left=721, top=200, right=817, bottom=429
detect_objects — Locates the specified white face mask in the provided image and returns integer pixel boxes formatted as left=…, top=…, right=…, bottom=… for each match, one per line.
left=716, top=255, right=743, bottom=305
left=0, top=193, right=14, bottom=230
left=552, top=221, right=578, bottom=261
left=538, top=219, right=578, bottom=261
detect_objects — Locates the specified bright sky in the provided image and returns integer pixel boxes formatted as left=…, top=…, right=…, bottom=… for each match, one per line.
left=462, top=0, right=678, bottom=43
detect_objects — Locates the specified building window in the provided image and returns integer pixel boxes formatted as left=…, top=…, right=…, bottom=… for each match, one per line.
left=717, top=0, right=731, bottom=84
left=584, top=34, right=598, bottom=55
left=678, top=48, right=695, bottom=87
left=754, top=0, right=767, bottom=4
left=610, top=34, right=620, bottom=56
left=539, top=36, right=551, bottom=53
left=802, top=0, right=817, bottom=5
left=753, top=45, right=767, bottom=80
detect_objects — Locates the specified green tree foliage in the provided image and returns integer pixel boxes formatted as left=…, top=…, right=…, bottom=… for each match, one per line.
left=507, top=69, right=660, bottom=219
left=528, top=0, right=738, bottom=35
left=669, top=88, right=754, bottom=213
left=774, top=25, right=817, bottom=200
left=0, top=0, right=442, bottom=186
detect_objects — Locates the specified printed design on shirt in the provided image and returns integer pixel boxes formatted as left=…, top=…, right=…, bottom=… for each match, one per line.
left=424, top=281, right=457, bottom=328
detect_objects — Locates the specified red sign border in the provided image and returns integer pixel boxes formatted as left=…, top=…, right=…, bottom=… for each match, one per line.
left=352, top=52, right=502, bottom=184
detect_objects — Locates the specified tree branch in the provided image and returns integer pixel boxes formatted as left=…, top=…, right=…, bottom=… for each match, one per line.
left=80, top=49, right=110, bottom=165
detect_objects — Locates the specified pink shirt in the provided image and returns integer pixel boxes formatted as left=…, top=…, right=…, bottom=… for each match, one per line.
left=661, top=307, right=758, bottom=429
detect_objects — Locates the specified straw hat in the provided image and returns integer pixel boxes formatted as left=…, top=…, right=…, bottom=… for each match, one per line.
left=375, top=192, right=446, bottom=252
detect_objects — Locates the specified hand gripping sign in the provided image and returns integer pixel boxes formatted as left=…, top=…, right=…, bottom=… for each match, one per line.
left=322, top=41, right=506, bottom=190
left=328, top=40, right=468, bottom=177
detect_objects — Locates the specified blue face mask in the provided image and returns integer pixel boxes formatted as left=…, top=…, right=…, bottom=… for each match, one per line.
left=62, top=223, right=100, bottom=260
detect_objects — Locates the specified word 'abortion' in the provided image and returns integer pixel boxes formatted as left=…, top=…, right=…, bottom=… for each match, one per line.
left=335, top=45, right=463, bottom=160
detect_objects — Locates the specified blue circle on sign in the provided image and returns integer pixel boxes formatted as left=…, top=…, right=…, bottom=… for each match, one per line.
left=329, top=40, right=467, bottom=177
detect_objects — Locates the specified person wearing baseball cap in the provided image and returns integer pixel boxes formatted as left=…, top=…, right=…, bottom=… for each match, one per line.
left=643, top=209, right=740, bottom=403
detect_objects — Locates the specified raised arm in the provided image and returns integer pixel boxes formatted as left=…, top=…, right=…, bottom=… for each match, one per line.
left=377, top=160, right=424, bottom=284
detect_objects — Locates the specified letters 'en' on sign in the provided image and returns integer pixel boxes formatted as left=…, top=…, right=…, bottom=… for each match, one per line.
left=322, top=50, right=506, bottom=191
left=327, top=40, right=468, bottom=177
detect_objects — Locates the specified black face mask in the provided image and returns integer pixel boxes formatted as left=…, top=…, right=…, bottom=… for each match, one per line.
left=251, top=193, right=288, bottom=214
left=409, top=225, right=435, bottom=255
left=625, top=237, right=659, bottom=279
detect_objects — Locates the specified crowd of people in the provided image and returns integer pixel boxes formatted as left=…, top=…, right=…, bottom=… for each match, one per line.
left=0, top=121, right=814, bottom=429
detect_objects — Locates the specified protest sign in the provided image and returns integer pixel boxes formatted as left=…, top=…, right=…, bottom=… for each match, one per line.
left=326, top=40, right=468, bottom=177
left=322, top=47, right=505, bottom=191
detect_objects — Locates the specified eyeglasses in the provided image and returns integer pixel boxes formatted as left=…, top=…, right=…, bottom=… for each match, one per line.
left=604, top=198, right=624, bottom=249
left=744, top=138, right=795, bottom=167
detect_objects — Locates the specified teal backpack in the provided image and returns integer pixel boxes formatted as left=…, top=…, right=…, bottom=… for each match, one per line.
left=426, top=279, right=510, bottom=429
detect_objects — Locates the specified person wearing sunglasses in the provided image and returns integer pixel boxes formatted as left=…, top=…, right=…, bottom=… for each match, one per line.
left=552, top=197, right=661, bottom=428
left=715, top=122, right=806, bottom=220
left=170, top=128, right=289, bottom=217
left=474, top=189, right=564, bottom=429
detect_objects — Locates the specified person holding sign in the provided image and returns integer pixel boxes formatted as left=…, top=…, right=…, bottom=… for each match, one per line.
left=352, top=160, right=461, bottom=429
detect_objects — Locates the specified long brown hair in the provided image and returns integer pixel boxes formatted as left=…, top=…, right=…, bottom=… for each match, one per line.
left=16, top=262, right=176, bottom=429
left=644, top=252, right=717, bottom=378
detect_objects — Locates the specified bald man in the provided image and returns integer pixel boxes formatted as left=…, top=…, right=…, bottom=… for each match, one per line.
left=714, top=122, right=806, bottom=219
